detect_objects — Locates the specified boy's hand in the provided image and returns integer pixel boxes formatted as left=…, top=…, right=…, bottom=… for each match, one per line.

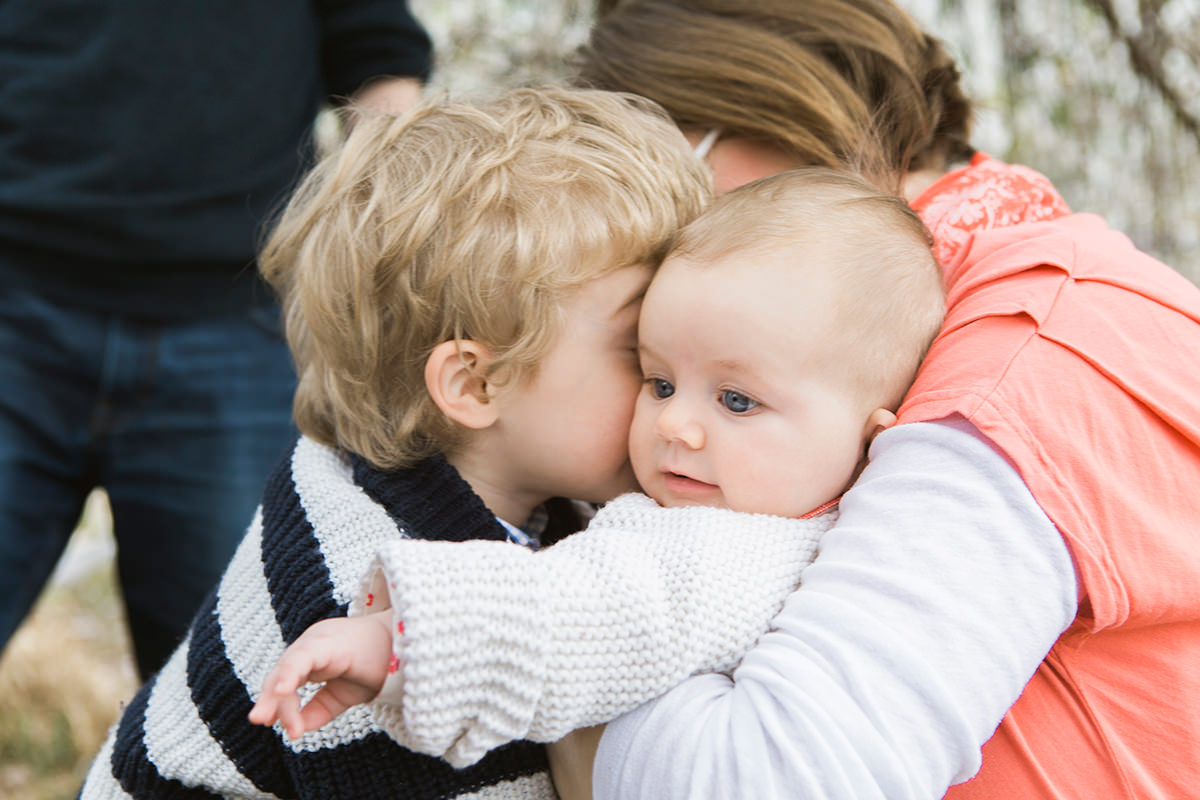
left=248, top=611, right=395, bottom=739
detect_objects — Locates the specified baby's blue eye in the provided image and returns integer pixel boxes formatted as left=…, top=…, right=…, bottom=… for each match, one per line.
left=651, top=378, right=675, bottom=399
left=720, top=390, right=758, bottom=413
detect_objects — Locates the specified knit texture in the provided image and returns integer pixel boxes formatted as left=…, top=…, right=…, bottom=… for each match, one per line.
left=359, top=492, right=834, bottom=767
left=80, top=436, right=559, bottom=799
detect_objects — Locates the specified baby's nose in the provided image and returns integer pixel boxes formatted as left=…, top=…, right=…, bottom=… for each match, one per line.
left=655, top=399, right=705, bottom=449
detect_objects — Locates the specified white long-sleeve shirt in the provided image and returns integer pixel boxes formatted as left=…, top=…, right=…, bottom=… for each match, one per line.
left=594, top=418, right=1077, bottom=799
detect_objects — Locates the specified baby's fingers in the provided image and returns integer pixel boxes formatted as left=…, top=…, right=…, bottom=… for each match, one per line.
left=293, top=687, right=346, bottom=734
left=248, top=668, right=305, bottom=734
left=274, top=690, right=308, bottom=740
left=262, top=647, right=321, bottom=699
left=248, top=670, right=313, bottom=740
left=247, top=693, right=281, bottom=727
left=248, top=649, right=322, bottom=732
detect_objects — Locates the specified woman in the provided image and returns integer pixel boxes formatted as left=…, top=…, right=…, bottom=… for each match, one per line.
left=569, top=2, right=1200, bottom=797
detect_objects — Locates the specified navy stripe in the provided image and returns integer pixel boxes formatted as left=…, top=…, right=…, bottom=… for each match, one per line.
left=260, top=451, right=341, bottom=644
left=186, top=588, right=297, bottom=797
left=110, top=674, right=224, bottom=799
left=285, top=732, right=548, bottom=800
left=351, top=453, right=510, bottom=544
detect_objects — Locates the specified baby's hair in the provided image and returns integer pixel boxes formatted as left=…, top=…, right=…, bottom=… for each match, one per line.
left=260, top=87, right=712, bottom=469
left=670, top=168, right=944, bottom=410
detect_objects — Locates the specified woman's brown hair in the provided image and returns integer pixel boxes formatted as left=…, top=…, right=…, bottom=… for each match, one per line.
left=579, top=0, right=975, bottom=189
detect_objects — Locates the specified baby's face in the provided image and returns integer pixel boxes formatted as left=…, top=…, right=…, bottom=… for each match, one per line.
left=629, top=247, right=885, bottom=518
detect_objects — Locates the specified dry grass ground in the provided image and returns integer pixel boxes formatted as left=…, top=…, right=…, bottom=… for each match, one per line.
left=0, top=492, right=139, bottom=800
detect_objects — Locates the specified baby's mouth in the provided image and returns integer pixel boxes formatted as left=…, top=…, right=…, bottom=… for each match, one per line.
left=662, top=471, right=719, bottom=495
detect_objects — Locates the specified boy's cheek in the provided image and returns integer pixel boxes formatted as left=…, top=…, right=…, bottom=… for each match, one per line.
left=574, top=460, right=640, bottom=506
left=611, top=459, right=643, bottom=499
left=627, top=399, right=656, bottom=464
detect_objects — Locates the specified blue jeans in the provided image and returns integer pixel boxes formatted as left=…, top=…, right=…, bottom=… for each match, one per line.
left=0, top=287, right=296, bottom=678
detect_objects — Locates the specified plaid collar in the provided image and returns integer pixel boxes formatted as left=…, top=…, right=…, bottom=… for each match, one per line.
left=496, top=503, right=548, bottom=550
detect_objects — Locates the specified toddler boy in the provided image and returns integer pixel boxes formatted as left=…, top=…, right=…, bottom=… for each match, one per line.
left=79, top=86, right=710, bottom=800
left=249, top=168, right=946, bottom=792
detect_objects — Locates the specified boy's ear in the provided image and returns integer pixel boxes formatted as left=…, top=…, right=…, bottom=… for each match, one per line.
left=425, top=340, right=501, bottom=430
left=862, top=408, right=898, bottom=446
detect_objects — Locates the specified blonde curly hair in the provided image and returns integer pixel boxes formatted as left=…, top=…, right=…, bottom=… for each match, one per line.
left=259, top=87, right=712, bottom=469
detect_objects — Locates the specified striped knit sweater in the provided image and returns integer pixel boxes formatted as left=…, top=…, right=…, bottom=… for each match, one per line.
left=81, top=436, right=568, bottom=800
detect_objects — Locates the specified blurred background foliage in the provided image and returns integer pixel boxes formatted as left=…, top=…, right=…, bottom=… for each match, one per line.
left=411, top=0, right=1200, bottom=282
left=4, top=1, right=1197, bottom=798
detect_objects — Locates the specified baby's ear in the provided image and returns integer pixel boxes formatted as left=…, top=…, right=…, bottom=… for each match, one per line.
left=863, top=408, right=898, bottom=446
left=425, top=340, right=501, bottom=430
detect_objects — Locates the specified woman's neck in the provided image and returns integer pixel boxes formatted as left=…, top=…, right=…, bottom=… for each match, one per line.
left=901, top=166, right=949, bottom=203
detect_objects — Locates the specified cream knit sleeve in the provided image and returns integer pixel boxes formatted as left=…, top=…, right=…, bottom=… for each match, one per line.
left=352, top=493, right=832, bottom=767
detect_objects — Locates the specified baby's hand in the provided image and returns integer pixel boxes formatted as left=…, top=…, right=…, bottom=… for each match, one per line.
left=248, top=611, right=395, bottom=739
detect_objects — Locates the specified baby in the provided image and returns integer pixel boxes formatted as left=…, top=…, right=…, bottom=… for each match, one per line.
left=250, top=168, right=945, bottom=794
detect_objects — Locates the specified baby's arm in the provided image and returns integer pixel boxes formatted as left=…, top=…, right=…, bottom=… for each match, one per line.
left=362, top=493, right=830, bottom=766
left=591, top=420, right=1078, bottom=798
left=249, top=611, right=393, bottom=740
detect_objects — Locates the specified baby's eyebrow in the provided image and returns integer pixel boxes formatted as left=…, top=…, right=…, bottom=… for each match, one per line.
left=714, top=357, right=747, bottom=372
left=712, top=357, right=771, bottom=388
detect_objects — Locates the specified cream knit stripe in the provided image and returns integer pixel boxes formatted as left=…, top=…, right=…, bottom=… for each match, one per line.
left=218, top=510, right=284, bottom=705
left=214, top=506, right=380, bottom=750
left=275, top=441, right=391, bottom=746
left=142, top=636, right=280, bottom=799
left=456, top=772, right=557, bottom=799
left=291, top=437, right=405, bottom=607
left=80, top=735, right=134, bottom=800
left=285, top=438, right=418, bottom=745
left=365, top=493, right=831, bottom=767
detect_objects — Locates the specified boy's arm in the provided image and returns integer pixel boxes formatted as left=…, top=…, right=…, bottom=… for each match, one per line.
left=361, top=493, right=830, bottom=767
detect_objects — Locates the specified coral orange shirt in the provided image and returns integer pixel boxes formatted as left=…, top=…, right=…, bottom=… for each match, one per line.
left=905, top=155, right=1200, bottom=798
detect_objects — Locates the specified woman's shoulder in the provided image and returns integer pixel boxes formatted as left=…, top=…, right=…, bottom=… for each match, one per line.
left=911, top=153, right=1072, bottom=268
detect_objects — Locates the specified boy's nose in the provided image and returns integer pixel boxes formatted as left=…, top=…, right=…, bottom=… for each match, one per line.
left=655, top=399, right=704, bottom=449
